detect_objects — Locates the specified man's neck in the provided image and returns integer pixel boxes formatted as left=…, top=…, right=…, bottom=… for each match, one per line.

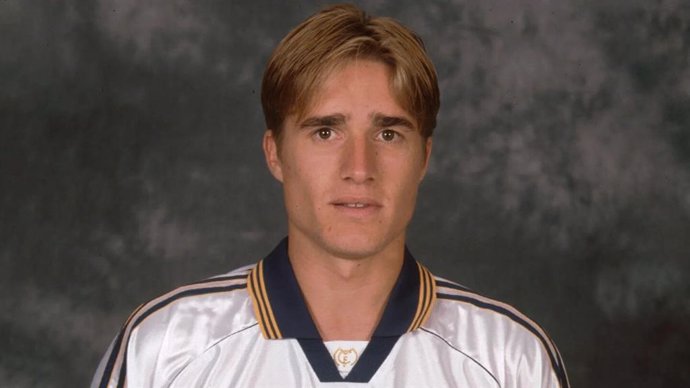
left=287, top=235, right=405, bottom=341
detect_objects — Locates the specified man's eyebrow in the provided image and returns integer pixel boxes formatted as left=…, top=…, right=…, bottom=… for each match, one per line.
left=371, top=113, right=415, bottom=130
left=299, top=114, right=347, bottom=128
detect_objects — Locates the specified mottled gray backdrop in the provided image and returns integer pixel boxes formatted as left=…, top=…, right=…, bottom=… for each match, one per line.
left=2, top=0, right=689, bottom=386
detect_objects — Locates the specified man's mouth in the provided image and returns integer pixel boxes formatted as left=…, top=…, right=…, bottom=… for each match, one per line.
left=340, top=203, right=367, bottom=208
left=331, top=198, right=381, bottom=210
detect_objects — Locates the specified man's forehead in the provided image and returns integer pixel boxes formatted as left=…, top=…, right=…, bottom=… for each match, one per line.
left=282, top=59, right=423, bottom=133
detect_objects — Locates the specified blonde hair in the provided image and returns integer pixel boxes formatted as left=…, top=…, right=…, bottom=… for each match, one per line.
left=261, top=4, right=439, bottom=141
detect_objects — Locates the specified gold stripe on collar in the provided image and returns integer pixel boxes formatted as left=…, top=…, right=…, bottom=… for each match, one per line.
left=418, top=264, right=437, bottom=328
left=408, top=262, right=426, bottom=331
left=406, top=262, right=437, bottom=332
left=247, top=262, right=270, bottom=338
left=247, top=260, right=282, bottom=339
left=258, top=260, right=282, bottom=339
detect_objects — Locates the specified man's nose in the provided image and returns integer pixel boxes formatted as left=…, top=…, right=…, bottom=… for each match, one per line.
left=340, top=134, right=376, bottom=183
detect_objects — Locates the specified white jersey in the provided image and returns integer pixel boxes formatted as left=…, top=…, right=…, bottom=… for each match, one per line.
left=92, top=239, right=569, bottom=387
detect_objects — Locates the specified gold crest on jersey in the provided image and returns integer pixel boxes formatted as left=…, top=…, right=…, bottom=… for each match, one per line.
left=333, top=347, right=359, bottom=367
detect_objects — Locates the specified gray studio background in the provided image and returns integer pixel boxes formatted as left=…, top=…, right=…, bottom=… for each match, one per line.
left=2, top=0, right=689, bottom=386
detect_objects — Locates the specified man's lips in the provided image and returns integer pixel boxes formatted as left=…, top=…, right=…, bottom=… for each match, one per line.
left=330, top=198, right=382, bottom=209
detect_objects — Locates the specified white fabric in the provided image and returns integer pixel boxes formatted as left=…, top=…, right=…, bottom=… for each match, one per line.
left=92, top=264, right=568, bottom=387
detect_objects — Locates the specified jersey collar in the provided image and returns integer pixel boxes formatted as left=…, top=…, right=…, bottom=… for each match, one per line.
left=247, top=237, right=437, bottom=340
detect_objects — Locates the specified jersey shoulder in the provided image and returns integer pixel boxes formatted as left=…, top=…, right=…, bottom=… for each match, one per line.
left=424, top=276, right=569, bottom=388
left=132, top=264, right=254, bottom=332
left=92, top=264, right=257, bottom=388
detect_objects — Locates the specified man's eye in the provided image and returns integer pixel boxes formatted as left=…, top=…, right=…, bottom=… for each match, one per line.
left=316, top=128, right=332, bottom=140
left=380, top=129, right=397, bottom=142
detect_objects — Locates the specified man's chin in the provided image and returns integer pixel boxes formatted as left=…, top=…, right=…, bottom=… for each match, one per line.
left=319, top=234, right=392, bottom=260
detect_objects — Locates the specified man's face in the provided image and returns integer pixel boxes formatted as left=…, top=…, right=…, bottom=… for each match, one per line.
left=263, top=60, right=432, bottom=260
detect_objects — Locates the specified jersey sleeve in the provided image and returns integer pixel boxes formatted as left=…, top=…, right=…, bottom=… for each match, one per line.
left=91, top=269, right=253, bottom=387
left=504, top=322, right=570, bottom=388
left=90, top=336, right=116, bottom=388
left=90, top=320, right=174, bottom=388
left=513, top=334, right=569, bottom=388
left=89, top=300, right=167, bottom=388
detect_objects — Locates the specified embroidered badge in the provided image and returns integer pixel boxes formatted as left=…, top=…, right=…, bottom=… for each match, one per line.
left=332, top=347, right=359, bottom=368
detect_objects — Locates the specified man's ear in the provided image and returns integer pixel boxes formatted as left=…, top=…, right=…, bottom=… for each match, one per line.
left=420, top=137, right=433, bottom=182
left=263, top=130, right=284, bottom=182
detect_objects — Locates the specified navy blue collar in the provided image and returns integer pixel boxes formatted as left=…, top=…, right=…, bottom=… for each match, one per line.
left=248, top=237, right=436, bottom=340
left=247, top=238, right=437, bottom=382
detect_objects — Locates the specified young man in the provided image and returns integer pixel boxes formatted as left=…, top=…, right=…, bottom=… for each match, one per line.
left=92, top=4, right=569, bottom=387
